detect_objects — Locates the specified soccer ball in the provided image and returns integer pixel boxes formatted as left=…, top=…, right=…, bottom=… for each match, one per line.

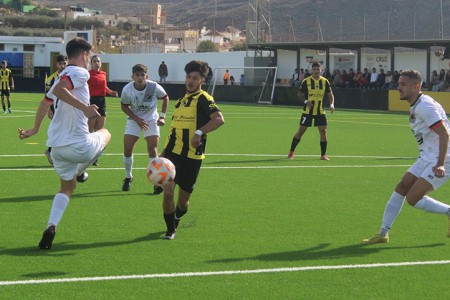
left=147, top=157, right=176, bottom=187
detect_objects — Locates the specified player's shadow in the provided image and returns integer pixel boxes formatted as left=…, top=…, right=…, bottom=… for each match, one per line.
left=206, top=242, right=445, bottom=264
left=0, top=191, right=133, bottom=203
left=0, top=165, right=53, bottom=169
left=0, top=231, right=165, bottom=257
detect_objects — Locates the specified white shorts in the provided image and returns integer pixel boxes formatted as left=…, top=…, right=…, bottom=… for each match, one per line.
left=124, top=118, right=159, bottom=138
left=407, top=157, right=450, bottom=190
left=51, top=132, right=106, bottom=181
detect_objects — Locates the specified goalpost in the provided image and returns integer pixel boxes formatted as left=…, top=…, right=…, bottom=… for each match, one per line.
left=207, top=66, right=278, bottom=104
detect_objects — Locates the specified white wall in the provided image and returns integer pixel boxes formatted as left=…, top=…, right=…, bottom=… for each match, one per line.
left=99, top=51, right=247, bottom=82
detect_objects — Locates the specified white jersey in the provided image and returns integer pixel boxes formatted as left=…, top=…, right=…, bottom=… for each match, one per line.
left=121, top=80, right=167, bottom=120
left=46, top=65, right=90, bottom=147
left=409, top=93, right=450, bottom=163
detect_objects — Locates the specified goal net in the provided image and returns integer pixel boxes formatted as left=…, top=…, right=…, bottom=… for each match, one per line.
left=206, top=66, right=277, bottom=104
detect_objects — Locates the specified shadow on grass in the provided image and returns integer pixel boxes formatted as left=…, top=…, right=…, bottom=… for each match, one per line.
left=0, top=231, right=165, bottom=257
left=206, top=242, right=446, bottom=263
left=0, top=191, right=157, bottom=203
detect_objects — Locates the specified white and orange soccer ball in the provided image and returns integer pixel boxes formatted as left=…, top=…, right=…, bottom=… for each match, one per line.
left=146, top=157, right=176, bottom=187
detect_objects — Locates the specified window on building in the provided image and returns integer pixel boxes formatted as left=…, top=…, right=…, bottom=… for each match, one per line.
left=0, top=44, right=4, bottom=51
left=23, top=44, right=35, bottom=52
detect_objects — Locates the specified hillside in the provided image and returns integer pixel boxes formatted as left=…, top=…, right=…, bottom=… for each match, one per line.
left=33, top=0, right=450, bottom=42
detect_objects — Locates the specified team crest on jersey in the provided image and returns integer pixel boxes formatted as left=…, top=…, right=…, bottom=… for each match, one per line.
left=146, top=93, right=152, bottom=99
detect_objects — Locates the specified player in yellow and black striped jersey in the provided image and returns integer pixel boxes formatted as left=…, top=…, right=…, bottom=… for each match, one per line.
left=0, top=60, right=14, bottom=113
left=288, top=62, right=335, bottom=160
left=161, top=60, right=225, bottom=240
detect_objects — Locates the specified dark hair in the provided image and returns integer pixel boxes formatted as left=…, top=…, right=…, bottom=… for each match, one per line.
left=1, top=60, right=6, bottom=65
left=311, top=62, right=321, bottom=68
left=91, top=55, right=100, bottom=62
left=184, top=60, right=208, bottom=78
left=56, top=54, right=67, bottom=63
left=65, top=37, right=92, bottom=60
left=132, top=64, right=148, bottom=74
left=400, top=69, right=423, bottom=85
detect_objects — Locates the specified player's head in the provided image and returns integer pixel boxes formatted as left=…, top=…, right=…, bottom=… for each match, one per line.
left=184, top=60, right=208, bottom=93
left=65, top=37, right=92, bottom=69
left=1, top=60, right=7, bottom=68
left=56, top=54, right=67, bottom=71
left=131, top=64, right=148, bottom=85
left=311, top=62, right=321, bottom=77
left=91, top=55, right=102, bottom=70
left=398, top=69, right=423, bottom=101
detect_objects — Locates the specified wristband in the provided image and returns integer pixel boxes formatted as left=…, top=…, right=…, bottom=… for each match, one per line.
left=304, top=100, right=308, bottom=104
left=159, top=112, right=166, bottom=118
left=195, top=129, right=203, bottom=136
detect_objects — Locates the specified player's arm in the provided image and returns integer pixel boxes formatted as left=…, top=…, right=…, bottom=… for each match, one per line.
left=18, top=97, right=53, bottom=139
left=431, top=122, right=449, bottom=178
left=53, top=77, right=99, bottom=118
left=157, top=94, right=169, bottom=126
left=106, top=86, right=118, bottom=97
left=326, top=81, right=335, bottom=113
left=297, top=81, right=312, bottom=107
left=191, top=111, right=225, bottom=148
left=9, top=73, right=14, bottom=90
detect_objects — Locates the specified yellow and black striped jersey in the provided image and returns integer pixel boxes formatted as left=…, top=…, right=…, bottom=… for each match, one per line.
left=299, top=75, right=331, bottom=115
left=45, top=70, right=60, bottom=90
left=164, top=89, right=220, bottom=160
left=0, top=68, right=12, bottom=90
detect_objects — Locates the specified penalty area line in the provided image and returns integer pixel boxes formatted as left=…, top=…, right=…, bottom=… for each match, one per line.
left=1, top=260, right=450, bottom=286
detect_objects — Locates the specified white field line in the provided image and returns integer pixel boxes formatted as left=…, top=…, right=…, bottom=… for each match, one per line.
left=1, top=260, right=449, bottom=286
left=0, top=153, right=417, bottom=160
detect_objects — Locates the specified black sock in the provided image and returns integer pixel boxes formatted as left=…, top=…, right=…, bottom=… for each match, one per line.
left=290, top=137, right=300, bottom=151
left=2, top=104, right=5, bottom=111
left=175, top=206, right=187, bottom=220
left=163, top=211, right=176, bottom=233
left=320, top=141, right=327, bottom=155
left=48, top=147, right=52, bottom=153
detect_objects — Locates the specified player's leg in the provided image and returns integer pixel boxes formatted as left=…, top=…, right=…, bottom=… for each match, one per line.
left=316, top=114, right=329, bottom=160
left=288, top=114, right=311, bottom=159
left=162, top=180, right=177, bottom=239
left=1, top=93, right=5, bottom=113
left=144, top=119, right=163, bottom=194
left=6, top=93, right=11, bottom=113
left=76, top=129, right=111, bottom=179
left=122, top=134, right=139, bottom=191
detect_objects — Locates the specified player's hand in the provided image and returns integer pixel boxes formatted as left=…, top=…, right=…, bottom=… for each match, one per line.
left=136, top=118, right=149, bottom=130
left=330, top=103, right=335, bottom=114
left=306, top=101, right=313, bottom=108
left=83, top=104, right=100, bottom=118
left=433, top=165, right=445, bottom=178
left=10, top=85, right=14, bottom=91
left=157, top=117, right=165, bottom=126
left=111, top=91, right=118, bottom=97
left=191, top=134, right=202, bottom=148
left=18, top=128, right=37, bottom=139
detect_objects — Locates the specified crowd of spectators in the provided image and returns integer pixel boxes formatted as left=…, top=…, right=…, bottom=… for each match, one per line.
left=291, top=67, right=450, bottom=92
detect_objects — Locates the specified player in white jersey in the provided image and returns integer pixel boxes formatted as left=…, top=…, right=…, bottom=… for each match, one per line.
left=18, top=38, right=112, bottom=250
left=120, top=64, right=169, bottom=193
left=363, top=70, right=450, bottom=244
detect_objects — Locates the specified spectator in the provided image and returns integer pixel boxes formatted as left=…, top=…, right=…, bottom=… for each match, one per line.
left=158, top=61, right=168, bottom=83
left=369, top=67, right=378, bottom=89
left=223, top=69, right=230, bottom=85
left=239, top=74, right=244, bottom=85
left=440, top=69, right=450, bottom=91
left=205, top=65, right=213, bottom=85
left=299, top=68, right=305, bottom=82
left=347, top=68, right=356, bottom=88
left=432, top=69, right=446, bottom=91
left=389, top=71, right=400, bottom=90
left=340, top=70, right=348, bottom=88
left=382, top=71, right=393, bottom=90
left=362, top=68, right=371, bottom=89
left=291, top=68, right=300, bottom=87
left=376, top=68, right=386, bottom=89
left=430, top=70, right=440, bottom=91
left=322, top=68, right=332, bottom=81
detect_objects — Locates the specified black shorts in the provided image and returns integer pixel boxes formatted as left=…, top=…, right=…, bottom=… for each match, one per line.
left=0, top=89, right=10, bottom=96
left=90, top=96, right=106, bottom=117
left=163, top=151, right=202, bottom=194
left=300, top=113, right=327, bottom=127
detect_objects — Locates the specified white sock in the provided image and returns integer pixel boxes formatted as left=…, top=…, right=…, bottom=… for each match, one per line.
left=414, top=196, right=450, bottom=214
left=379, top=191, right=405, bottom=237
left=47, top=193, right=69, bottom=228
left=123, top=155, right=133, bottom=178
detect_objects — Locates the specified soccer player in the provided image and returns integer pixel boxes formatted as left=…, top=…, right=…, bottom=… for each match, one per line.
left=88, top=55, right=118, bottom=166
left=44, top=54, right=68, bottom=165
left=161, top=60, right=225, bottom=240
left=18, top=37, right=112, bottom=250
left=120, top=64, right=169, bottom=194
left=288, top=62, right=335, bottom=160
left=363, top=70, right=450, bottom=244
left=1, top=60, right=14, bottom=113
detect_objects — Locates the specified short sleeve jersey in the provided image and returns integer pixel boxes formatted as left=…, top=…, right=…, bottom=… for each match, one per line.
left=88, top=70, right=108, bottom=97
left=45, top=65, right=90, bottom=147
left=409, top=94, right=450, bottom=163
left=164, top=90, right=220, bottom=160
left=299, top=76, right=331, bottom=116
left=121, top=80, right=167, bottom=120
left=0, top=68, right=12, bottom=90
